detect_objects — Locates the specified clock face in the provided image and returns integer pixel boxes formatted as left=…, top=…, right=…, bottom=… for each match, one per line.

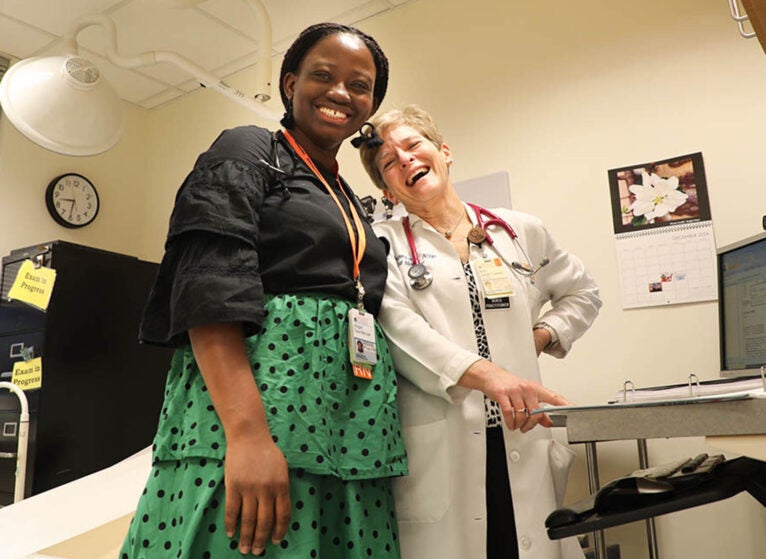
left=45, top=173, right=100, bottom=228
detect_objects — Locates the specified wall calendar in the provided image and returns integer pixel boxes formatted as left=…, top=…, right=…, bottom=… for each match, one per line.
left=608, top=152, right=717, bottom=309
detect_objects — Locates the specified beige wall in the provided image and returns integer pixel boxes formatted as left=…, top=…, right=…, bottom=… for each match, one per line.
left=0, top=102, right=148, bottom=259
left=1, top=0, right=765, bottom=557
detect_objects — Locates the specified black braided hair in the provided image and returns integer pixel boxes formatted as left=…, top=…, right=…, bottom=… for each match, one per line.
left=279, top=22, right=389, bottom=129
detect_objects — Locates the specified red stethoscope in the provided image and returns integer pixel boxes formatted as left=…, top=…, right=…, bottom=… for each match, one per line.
left=402, top=203, right=549, bottom=290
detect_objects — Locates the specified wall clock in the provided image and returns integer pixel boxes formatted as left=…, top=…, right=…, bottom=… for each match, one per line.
left=45, top=173, right=100, bottom=228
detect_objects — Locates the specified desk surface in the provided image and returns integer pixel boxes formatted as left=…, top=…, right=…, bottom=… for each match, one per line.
left=553, top=397, right=766, bottom=443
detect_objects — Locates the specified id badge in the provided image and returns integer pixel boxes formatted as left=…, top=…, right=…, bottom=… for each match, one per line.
left=348, top=308, right=377, bottom=379
left=471, top=257, right=515, bottom=299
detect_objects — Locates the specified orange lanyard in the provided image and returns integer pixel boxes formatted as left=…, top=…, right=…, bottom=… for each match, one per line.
left=282, top=130, right=368, bottom=308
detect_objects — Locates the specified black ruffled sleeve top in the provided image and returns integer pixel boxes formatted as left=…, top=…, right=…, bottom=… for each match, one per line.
left=139, top=125, right=387, bottom=347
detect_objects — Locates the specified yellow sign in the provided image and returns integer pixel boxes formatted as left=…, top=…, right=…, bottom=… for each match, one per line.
left=12, top=357, right=43, bottom=390
left=7, top=260, right=57, bottom=311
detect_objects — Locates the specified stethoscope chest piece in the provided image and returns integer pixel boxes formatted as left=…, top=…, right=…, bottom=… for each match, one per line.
left=467, top=225, right=487, bottom=245
left=408, top=262, right=433, bottom=290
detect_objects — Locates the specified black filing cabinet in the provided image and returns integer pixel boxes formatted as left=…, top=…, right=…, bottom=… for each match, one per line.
left=0, top=241, right=171, bottom=505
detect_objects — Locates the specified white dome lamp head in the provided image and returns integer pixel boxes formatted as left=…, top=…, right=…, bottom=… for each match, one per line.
left=0, top=53, right=124, bottom=157
left=0, top=1, right=276, bottom=156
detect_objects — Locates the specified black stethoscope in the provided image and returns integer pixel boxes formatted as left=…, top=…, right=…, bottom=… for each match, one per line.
left=252, top=131, right=300, bottom=200
left=402, top=203, right=549, bottom=290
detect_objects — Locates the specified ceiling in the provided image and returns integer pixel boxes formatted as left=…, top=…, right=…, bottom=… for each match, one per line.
left=0, top=0, right=413, bottom=110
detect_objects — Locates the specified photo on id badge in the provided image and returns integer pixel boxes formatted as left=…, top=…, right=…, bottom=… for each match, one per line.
left=354, top=338, right=375, bottom=362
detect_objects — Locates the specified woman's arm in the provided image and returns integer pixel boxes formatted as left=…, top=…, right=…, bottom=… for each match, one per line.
left=189, top=322, right=290, bottom=556
left=458, top=358, right=570, bottom=432
left=376, top=244, right=479, bottom=404
left=377, top=238, right=566, bottom=433
left=511, top=212, right=602, bottom=357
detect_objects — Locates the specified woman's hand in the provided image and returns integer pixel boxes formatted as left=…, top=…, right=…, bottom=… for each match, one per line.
left=189, top=322, right=291, bottom=555
left=458, top=359, right=570, bottom=433
left=224, top=433, right=290, bottom=555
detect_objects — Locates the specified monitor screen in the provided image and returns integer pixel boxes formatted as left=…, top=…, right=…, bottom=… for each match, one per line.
left=718, top=232, right=766, bottom=376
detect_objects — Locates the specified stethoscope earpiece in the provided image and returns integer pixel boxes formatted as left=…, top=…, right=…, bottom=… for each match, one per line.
left=511, top=262, right=533, bottom=273
left=511, top=259, right=550, bottom=277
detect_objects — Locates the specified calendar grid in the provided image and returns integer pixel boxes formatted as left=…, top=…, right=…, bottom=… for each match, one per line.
left=608, top=152, right=716, bottom=309
left=615, top=221, right=717, bottom=308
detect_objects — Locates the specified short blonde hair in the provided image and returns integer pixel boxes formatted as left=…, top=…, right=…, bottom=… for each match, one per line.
left=359, top=104, right=444, bottom=191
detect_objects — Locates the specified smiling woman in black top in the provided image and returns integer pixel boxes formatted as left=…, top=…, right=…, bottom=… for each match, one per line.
left=120, top=23, right=406, bottom=559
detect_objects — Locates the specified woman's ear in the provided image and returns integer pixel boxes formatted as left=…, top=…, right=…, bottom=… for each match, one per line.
left=283, top=72, right=296, bottom=100
left=383, top=190, right=399, bottom=205
left=441, top=143, right=453, bottom=167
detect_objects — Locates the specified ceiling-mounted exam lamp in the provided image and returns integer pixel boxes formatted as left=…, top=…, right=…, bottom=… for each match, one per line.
left=0, top=0, right=277, bottom=157
left=0, top=55, right=125, bottom=156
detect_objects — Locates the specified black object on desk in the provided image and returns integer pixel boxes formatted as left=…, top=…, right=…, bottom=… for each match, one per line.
left=546, top=456, right=766, bottom=539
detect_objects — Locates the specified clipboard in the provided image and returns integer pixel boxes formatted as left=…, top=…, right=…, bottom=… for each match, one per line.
left=613, top=372, right=766, bottom=403
left=531, top=369, right=766, bottom=416
left=528, top=392, right=756, bottom=416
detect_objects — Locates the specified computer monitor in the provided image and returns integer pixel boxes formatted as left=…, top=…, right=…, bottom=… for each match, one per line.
left=718, top=232, right=766, bottom=377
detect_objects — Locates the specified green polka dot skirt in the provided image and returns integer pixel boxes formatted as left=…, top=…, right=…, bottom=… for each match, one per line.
left=120, top=459, right=400, bottom=558
left=121, top=293, right=407, bottom=558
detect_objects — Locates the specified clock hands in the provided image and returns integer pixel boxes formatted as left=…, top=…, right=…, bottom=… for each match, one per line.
left=60, top=197, right=76, bottom=219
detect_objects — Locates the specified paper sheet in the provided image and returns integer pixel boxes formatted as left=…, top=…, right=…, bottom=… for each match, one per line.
left=0, top=446, right=151, bottom=559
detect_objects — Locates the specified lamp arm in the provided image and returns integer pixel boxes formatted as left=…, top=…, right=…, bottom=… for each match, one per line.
left=62, top=4, right=277, bottom=119
left=152, top=51, right=277, bottom=118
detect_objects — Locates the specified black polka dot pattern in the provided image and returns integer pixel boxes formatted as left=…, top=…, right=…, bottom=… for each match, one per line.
left=122, top=294, right=407, bottom=557
left=120, top=460, right=400, bottom=558
left=151, top=294, right=406, bottom=479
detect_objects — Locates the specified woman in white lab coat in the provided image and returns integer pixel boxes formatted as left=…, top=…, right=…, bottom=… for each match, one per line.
left=357, top=105, right=602, bottom=559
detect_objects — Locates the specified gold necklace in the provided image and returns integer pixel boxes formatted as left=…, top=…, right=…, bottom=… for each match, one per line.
left=442, top=210, right=466, bottom=239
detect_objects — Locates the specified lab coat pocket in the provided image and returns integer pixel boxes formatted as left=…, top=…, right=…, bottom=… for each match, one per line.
left=393, top=420, right=451, bottom=522
left=549, top=439, right=576, bottom=507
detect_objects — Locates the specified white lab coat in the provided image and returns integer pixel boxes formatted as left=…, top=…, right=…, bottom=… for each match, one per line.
left=374, top=206, right=601, bottom=559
